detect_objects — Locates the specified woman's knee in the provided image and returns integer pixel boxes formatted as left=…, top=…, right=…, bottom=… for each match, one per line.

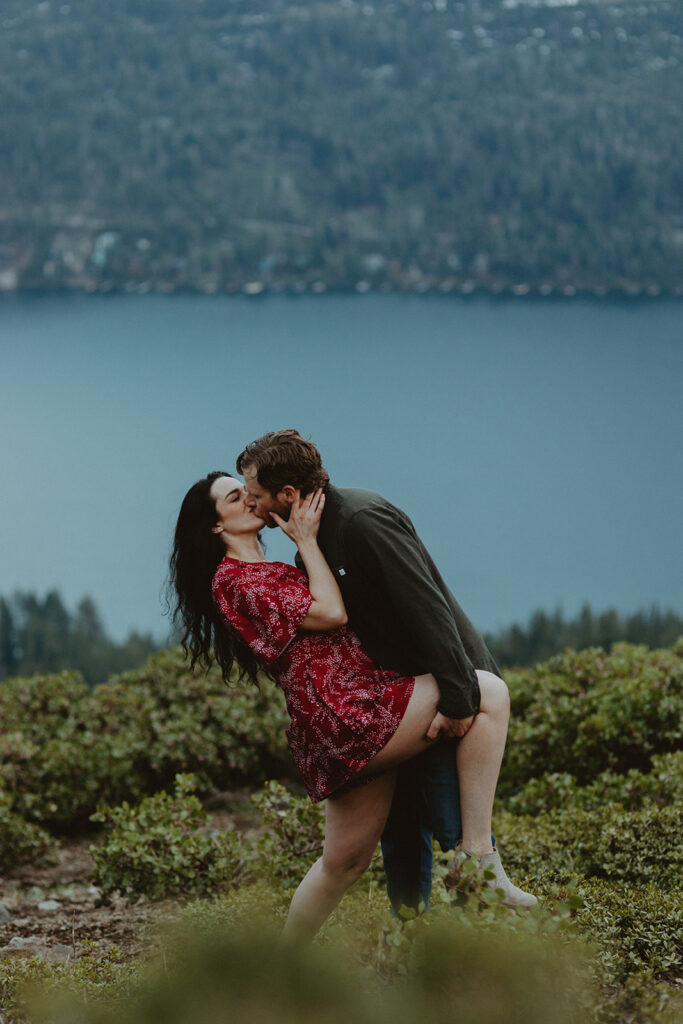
left=476, top=670, right=510, bottom=716
left=321, top=843, right=374, bottom=883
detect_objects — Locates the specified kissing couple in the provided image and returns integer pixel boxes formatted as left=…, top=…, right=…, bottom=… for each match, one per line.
left=171, top=429, right=537, bottom=939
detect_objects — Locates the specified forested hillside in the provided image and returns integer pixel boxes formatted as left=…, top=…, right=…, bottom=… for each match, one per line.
left=1, top=0, right=681, bottom=294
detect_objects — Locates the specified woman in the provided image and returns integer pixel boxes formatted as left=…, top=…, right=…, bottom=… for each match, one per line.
left=170, top=472, right=536, bottom=939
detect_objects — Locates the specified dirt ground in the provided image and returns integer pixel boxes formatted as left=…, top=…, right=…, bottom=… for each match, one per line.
left=0, top=807, right=250, bottom=966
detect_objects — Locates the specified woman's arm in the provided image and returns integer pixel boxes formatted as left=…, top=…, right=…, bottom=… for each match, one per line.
left=271, top=490, right=348, bottom=630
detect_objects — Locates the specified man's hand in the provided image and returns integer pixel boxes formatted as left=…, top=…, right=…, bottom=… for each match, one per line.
left=426, top=712, right=474, bottom=740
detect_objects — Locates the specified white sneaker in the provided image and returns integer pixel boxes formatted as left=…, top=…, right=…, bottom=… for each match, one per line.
left=476, top=850, right=538, bottom=908
left=449, top=849, right=538, bottom=908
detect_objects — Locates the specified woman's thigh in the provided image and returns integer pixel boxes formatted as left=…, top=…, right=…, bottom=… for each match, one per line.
left=323, top=769, right=397, bottom=874
left=357, top=673, right=441, bottom=778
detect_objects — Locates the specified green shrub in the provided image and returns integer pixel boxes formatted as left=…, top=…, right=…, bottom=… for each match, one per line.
left=0, top=671, right=111, bottom=826
left=575, top=878, right=682, bottom=985
left=505, top=751, right=683, bottom=815
left=495, top=803, right=682, bottom=889
left=0, top=649, right=292, bottom=828
left=0, top=671, right=91, bottom=731
left=4, top=642, right=678, bottom=833
left=248, top=780, right=325, bottom=884
left=89, top=774, right=246, bottom=904
left=500, top=643, right=682, bottom=793
left=0, top=789, right=57, bottom=873
left=96, top=647, right=291, bottom=795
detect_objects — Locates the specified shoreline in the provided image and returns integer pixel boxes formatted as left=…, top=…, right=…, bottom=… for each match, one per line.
left=1, top=281, right=681, bottom=301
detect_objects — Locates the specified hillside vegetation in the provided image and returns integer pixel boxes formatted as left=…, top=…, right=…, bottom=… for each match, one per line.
left=1, top=0, right=681, bottom=295
left=0, top=641, right=681, bottom=1022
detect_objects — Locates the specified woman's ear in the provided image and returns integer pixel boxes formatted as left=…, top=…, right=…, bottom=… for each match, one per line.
left=211, top=523, right=223, bottom=534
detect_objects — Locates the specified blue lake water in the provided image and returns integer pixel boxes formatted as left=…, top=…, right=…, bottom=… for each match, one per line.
left=1, top=292, right=681, bottom=641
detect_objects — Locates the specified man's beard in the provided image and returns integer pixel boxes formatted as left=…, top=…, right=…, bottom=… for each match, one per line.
left=266, top=507, right=290, bottom=527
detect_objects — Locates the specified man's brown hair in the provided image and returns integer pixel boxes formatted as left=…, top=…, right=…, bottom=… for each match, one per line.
left=236, top=429, right=330, bottom=497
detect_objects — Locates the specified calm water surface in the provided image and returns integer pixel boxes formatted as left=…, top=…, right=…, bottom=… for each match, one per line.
left=1, top=293, right=681, bottom=640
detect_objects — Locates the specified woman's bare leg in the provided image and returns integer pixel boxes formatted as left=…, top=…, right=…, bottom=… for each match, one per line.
left=358, top=670, right=510, bottom=856
left=282, top=769, right=397, bottom=941
left=455, top=671, right=510, bottom=855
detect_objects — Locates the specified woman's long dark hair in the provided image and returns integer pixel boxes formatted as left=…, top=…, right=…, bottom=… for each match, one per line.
left=169, top=471, right=262, bottom=685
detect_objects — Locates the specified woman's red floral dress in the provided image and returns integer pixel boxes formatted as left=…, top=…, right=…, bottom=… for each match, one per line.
left=212, top=557, right=414, bottom=802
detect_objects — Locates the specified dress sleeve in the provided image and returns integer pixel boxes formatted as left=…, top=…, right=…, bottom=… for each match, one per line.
left=212, top=564, right=313, bottom=665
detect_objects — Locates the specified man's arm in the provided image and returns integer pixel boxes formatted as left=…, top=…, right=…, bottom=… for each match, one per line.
left=345, top=505, right=481, bottom=729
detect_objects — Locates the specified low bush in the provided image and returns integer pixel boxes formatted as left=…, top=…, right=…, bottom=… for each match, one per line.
left=0, top=672, right=119, bottom=827
left=0, top=649, right=292, bottom=828
left=575, top=878, right=683, bottom=986
left=95, top=648, right=291, bottom=796
left=500, top=642, right=682, bottom=792
left=89, top=775, right=246, bottom=904
left=495, top=803, right=683, bottom=889
left=248, top=780, right=325, bottom=884
left=505, top=751, right=683, bottom=815
left=0, top=790, right=57, bottom=873
left=3, top=641, right=682, bottom=1024
left=3, top=642, right=678, bottom=831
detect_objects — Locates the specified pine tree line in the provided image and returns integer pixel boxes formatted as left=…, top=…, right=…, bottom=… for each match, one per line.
left=486, top=604, right=683, bottom=669
left=0, top=591, right=160, bottom=687
left=1, top=589, right=681, bottom=683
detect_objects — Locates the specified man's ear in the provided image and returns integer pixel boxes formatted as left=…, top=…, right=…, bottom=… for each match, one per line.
left=278, top=485, right=298, bottom=505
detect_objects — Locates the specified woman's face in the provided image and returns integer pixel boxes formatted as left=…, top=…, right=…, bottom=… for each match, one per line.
left=210, top=476, right=265, bottom=542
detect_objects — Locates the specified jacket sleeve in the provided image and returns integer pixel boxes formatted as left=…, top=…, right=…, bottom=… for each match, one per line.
left=344, top=506, right=481, bottom=719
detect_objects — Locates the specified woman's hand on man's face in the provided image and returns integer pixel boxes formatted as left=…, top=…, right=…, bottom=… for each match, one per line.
left=270, top=489, right=325, bottom=546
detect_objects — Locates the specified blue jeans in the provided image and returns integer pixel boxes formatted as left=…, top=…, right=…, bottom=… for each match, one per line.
left=380, top=739, right=461, bottom=913
left=381, top=738, right=496, bottom=914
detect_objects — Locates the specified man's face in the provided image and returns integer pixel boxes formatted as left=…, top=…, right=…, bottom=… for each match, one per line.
left=242, top=466, right=291, bottom=527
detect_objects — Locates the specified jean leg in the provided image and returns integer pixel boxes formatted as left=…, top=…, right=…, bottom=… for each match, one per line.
left=381, top=740, right=496, bottom=915
left=419, top=738, right=463, bottom=852
left=380, top=757, right=434, bottom=914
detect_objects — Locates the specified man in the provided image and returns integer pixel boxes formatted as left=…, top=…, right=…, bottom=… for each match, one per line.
left=236, top=429, right=531, bottom=911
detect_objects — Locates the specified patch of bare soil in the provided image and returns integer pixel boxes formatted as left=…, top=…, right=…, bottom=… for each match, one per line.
left=0, top=839, right=161, bottom=965
left=0, top=797, right=259, bottom=966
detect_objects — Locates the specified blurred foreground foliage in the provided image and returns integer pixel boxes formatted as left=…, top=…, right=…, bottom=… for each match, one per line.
left=0, top=640, right=681, bottom=1023
left=6, top=916, right=601, bottom=1024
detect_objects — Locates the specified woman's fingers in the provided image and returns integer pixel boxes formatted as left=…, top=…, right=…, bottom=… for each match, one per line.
left=283, top=490, right=325, bottom=543
left=295, top=489, right=324, bottom=519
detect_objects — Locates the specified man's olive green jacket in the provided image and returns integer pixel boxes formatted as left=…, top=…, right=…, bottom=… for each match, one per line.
left=296, top=484, right=499, bottom=720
